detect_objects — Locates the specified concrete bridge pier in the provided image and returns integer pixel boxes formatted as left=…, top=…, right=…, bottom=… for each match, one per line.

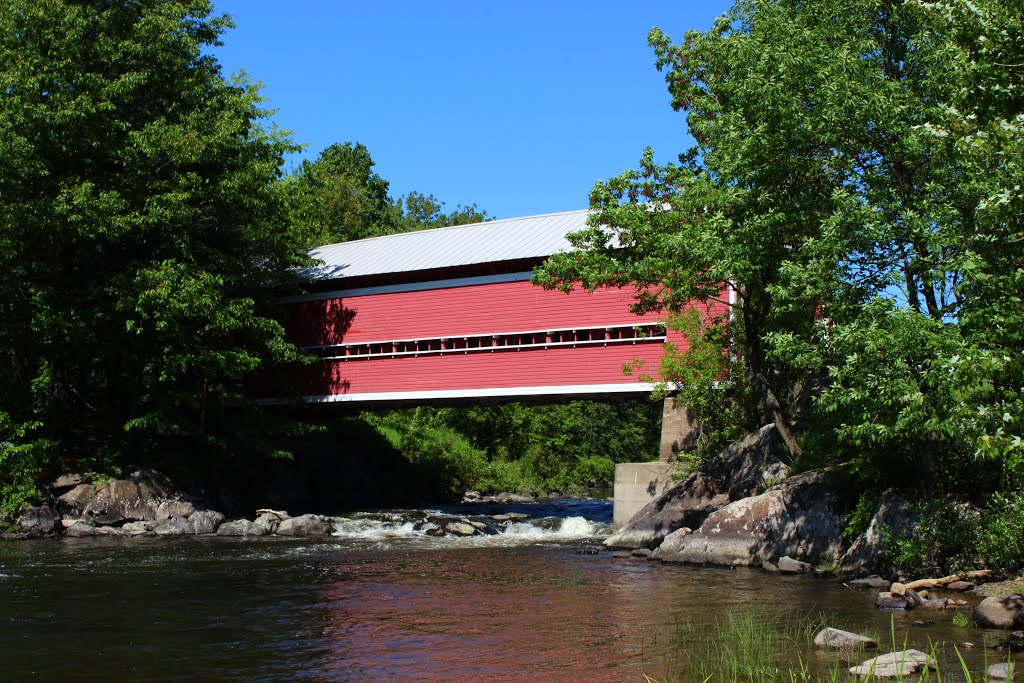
left=612, top=397, right=697, bottom=529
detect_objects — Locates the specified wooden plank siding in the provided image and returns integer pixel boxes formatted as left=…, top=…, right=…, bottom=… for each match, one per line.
left=276, top=276, right=730, bottom=402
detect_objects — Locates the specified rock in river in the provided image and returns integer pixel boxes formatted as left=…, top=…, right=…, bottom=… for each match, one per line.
left=154, top=516, right=192, bottom=536
left=190, top=509, right=226, bottom=535
left=216, top=519, right=267, bottom=537
left=15, top=505, right=59, bottom=537
left=988, top=662, right=1015, bottom=681
left=813, top=627, right=878, bottom=650
left=975, top=595, right=1024, bottom=629
left=849, top=650, right=936, bottom=679
left=276, top=513, right=332, bottom=537
left=444, top=522, right=477, bottom=537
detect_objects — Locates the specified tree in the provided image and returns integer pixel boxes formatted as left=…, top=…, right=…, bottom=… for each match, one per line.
left=535, top=0, right=1023, bottom=485
left=0, top=0, right=305, bottom=512
left=284, top=145, right=491, bottom=247
left=392, top=191, right=490, bottom=231
left=284, top=142, right=397, bottom=246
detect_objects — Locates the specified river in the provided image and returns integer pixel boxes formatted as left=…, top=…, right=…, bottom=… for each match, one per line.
left=0, top=498, right=1016, bottom=681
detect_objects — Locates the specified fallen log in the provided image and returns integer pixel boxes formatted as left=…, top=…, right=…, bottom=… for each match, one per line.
left=904, top=574, right=961, bottom=591
left=903, top=570, right=994, bottom=591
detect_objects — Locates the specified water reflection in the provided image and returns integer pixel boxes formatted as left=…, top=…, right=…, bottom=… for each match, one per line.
left=0, top=502, right=1019, bottom=682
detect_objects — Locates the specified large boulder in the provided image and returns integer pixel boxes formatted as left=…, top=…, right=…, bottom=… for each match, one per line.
left=605, top=425, right=783, bottom=549
left=190, top=509, right=225, bottom=535
left=156, top=500, right=195, bottom=521
left=16, top=505, right=59, bottom=537
left=838, top=489, right=916, bottom=577
left=153, top=516, right=192, bottom=536
left=659, top=468, right=847, bottom=568
left=64, top=469, right=181, bottom=526
left=974, top=595, right=1024, bottom=629
left=216, top=519, right=266, bottom=537
left=56, top=483, right=96, bottom=518
left=254, top=511, right=288, bottom=534
left=276, top=513, right=332, bottom=537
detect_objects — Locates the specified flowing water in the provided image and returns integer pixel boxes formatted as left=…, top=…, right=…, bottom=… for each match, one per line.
left=0, top=498, right=1018, bottom=682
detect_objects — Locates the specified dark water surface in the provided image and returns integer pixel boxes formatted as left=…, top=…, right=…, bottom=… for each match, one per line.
left=0, top=500, right=1018, bottom=682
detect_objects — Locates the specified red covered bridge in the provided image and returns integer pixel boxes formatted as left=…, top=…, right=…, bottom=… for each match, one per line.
left=277, top=209, right=728, bottom=405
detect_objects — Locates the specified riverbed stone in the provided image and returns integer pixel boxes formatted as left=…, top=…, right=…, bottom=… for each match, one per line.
left=216, top=519, right=266, bottom=537
left=904, top=589, right=924, bottom=609
left=848, top=575, right=892, bottom=590
left=16, top=505, right=59, bottom=537
left=778, top=556, right=814, bottom=574
left=492, top=513, right=530, bottom=522
left=64, top=521, right=123, bottom=537
left=154, top=516, right=192, bottom=536
left=276, top=514, right=332, bottom=537
left=988, top=662, right=1014, bottom=681
left=652, top=527, right=693, bottom=559
left=813, top=627, right=878, bottom=650
left=947, top=581, right=975, bottom=592
left=606, top=425, right=783, bottom=550
left=877, top=592, right=910, bottom=610
left=444, top=522, right=477, bottom=537
left=494, top=492, right=534, bottom=503
left=975, top=595, right=1024, bottom=628
left=849, top=649, right=936, bottom=679
left=121, top=521, right=156, bottom=536
left=190, top=510, right=225, bottom=535
left=156, top=500, right=195, bottom=521
left=253, top=512, right=282, bottom=534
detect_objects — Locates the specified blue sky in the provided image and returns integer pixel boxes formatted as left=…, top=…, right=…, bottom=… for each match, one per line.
left=211, top=1, right=733, bottom=220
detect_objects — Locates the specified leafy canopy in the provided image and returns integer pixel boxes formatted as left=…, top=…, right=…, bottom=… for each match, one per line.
left=0, top=0, right=307, bottom=511
left=536, top=0, right=1023, bottom=492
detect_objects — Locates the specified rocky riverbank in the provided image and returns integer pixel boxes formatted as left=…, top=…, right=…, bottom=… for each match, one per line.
left=604, top=423, right=913, bottom=578
left=1, top=469, right=558, bottom=541
left=2, top=469, right=338, bottom=540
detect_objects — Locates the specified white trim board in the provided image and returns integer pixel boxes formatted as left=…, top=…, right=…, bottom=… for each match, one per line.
left=258, top=382, right=657, bottom=405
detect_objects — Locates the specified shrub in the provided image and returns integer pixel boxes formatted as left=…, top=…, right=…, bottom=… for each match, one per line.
left=980, top=492, right=1024, bottom=570
left=881, top=497, right=982, bottom=575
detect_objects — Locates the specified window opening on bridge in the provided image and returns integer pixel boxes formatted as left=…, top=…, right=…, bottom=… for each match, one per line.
left=307, top=322, right=668, bottom=362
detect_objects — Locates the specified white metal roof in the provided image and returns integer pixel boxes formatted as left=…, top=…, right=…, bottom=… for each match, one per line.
left=299, top=209, right=591, bottom=281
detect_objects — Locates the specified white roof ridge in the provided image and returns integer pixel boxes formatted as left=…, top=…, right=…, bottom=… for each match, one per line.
left=301, top=208, right=592, bottom=281
left=310, top=208, right=591, bottom=251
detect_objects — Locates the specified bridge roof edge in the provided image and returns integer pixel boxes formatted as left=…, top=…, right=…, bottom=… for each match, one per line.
left=298, top=209, right=592, bottom=282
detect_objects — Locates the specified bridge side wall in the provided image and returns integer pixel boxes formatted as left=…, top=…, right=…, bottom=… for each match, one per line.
left=286, top=278, right=670, bottom=347
left=277, top=275, right=731, bottom=402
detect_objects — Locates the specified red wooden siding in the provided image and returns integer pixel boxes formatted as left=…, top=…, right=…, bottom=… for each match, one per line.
left=278, top=278, right=731, bottom=400
left=287, top=341, right=670, bottom=397
left=289, top=280, right=667, bottom=348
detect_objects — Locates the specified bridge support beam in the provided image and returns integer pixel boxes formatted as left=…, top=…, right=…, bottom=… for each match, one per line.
left=658, top=396, right=698, bottom=462
left=612, top=397, right=698, bottom=529
left=612, top=461, right=675, bottom=529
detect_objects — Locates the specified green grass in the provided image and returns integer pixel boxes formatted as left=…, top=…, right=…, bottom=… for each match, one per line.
left=640, top=612, right=1012, bottom=683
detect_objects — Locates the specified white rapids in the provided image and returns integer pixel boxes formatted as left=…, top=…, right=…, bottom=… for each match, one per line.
left=328, top=506, right=611, bottom=549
